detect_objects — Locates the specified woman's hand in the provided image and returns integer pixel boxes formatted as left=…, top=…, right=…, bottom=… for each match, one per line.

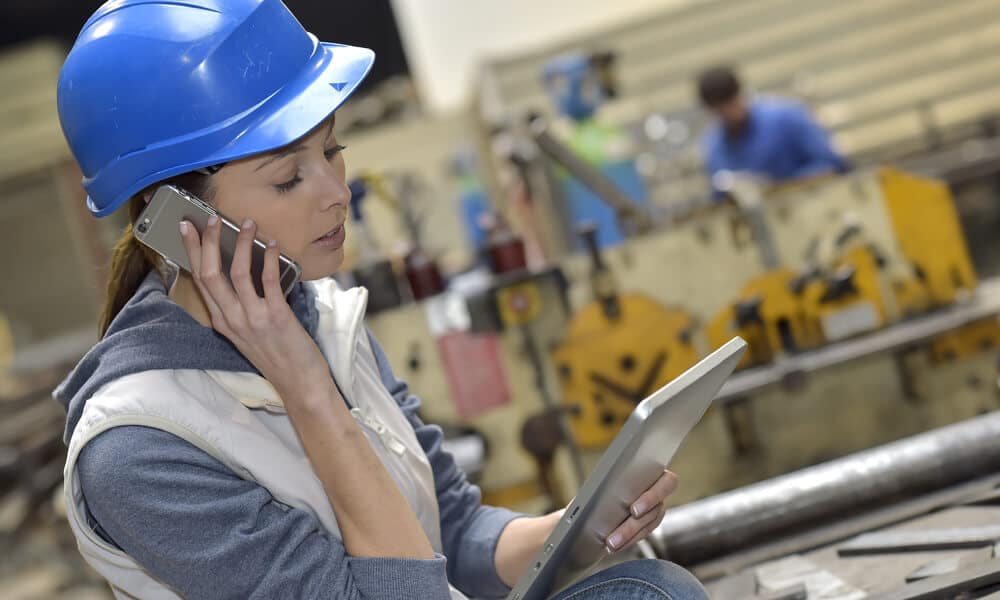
left=181, top=216, right=437, bottom=560
left=179, top=216, right=329, bottom=396
left=605, top=469, right=678, bottom=553
left=495, top=470, right=679, bottom=586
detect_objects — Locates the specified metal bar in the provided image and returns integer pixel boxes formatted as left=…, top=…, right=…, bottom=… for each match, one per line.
left=690, top=475, right=1000, bottom=582
left=838, top=526, right=1000, bottom=556
left=757, top=583, right=808, bottom=600
left=650, top=412, right=1000, bottom=568
left=870, top=559, right=1000, bottom=600
left=527, top=115, right=654, bottom=235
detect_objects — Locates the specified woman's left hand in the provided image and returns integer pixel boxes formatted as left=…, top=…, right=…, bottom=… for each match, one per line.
left=494, top=470, right=679, bottom=586
left=604, top=469, right=678, bottom=553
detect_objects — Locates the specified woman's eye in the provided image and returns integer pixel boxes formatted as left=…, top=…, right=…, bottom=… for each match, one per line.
left=273, top=145, right=344, bottom=193
left=274, top=175, right=302, bottom=193
left=324, top=144, right=347, bottom=160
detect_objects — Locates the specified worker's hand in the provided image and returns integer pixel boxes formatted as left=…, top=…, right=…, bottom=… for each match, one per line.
left=604, top=469, right=678, bottom=553
left=179, top=217, right=331, bottom=397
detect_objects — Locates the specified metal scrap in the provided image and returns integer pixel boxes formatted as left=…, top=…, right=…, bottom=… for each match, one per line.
left=839, top=526, right=1000, bottom=556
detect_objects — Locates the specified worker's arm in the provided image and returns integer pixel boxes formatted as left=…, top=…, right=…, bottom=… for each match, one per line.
left=702, top=132, right=732, bottom=201
left=179, top=218, right=436, bottom=561
left=370, top=331, right=680, bottom=592
left=368, top=331, right=526, bottom=599
left=78, top=426, right=450, bottom=600
left=788, top=104, right=850, bottom=179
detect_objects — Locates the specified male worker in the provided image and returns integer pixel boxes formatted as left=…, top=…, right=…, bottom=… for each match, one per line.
left=698, top=65, right=849, bottom=198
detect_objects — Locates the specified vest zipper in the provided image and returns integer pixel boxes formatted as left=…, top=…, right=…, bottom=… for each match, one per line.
left=349, top=408, right=407, bottom=456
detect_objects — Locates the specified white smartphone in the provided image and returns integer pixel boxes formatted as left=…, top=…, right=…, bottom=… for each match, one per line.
left=134, top=184, right=302, bottom=297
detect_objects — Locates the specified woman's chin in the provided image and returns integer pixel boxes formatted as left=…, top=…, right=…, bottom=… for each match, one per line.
left=298, top=250, right=345, bottom=282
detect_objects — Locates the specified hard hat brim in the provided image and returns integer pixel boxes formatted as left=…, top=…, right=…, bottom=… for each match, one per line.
left=86, top=41, right=375, bottom=216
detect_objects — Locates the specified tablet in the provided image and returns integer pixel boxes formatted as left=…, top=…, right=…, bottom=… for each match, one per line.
left=507, top=337, right=747, bottom=600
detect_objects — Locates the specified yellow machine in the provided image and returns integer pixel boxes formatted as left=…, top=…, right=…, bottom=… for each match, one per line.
left=706, top=167, right=978, bottom=365
left=550, top=224, right=699, bottom=448
left=706, top=269, right=820, bottom=369
left=551, top=294, right=698, bottom=448
left=798, top=245, right=890, bottom=343
left=877, top=168, right=977, bottom=305
left=367, top=167, right=998, bottom=511
left=928, top=318, right=1000, bottom=364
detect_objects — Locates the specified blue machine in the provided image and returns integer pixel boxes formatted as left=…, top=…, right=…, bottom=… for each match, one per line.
left=541, top=53, right=648, bottom=249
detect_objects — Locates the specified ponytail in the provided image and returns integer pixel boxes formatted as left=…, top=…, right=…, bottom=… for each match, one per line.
left=97, top=173, right=213, bottom=338
left=98, top=197, right=164, bottom=338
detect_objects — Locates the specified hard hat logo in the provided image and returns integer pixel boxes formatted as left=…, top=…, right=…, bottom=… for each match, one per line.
left=57, top=0, right=375, bottom=218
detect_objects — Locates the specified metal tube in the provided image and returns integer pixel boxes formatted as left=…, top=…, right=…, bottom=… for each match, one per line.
left=527, top=114, right=654, bottom=235
left=650, top=411, right=1000, bottom=565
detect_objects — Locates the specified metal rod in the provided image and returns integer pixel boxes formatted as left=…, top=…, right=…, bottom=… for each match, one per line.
left=520, top=325, right=587, bottom=487
left=650, top=411, right=1000, bottom=566
left=527, top=114, right=654, bottom=235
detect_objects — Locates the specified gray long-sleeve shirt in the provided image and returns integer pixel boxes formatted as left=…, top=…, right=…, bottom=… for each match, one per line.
left=58, top=272, right=523, bottom=599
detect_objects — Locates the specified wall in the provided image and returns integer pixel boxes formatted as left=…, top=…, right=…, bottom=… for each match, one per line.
left=389, top=0, right=696, bottom=113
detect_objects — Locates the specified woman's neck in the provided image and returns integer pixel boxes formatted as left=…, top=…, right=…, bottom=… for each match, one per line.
left=168, top=271, right=214, bottom=328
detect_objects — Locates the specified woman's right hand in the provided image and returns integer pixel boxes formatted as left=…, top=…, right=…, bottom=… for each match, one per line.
left=179, top=215, right=330, bottom=397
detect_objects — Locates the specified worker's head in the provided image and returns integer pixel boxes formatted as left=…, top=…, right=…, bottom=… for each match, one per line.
left=697, top=66, right=748, bottom=134
left=57, top=0, right=374, bottom=334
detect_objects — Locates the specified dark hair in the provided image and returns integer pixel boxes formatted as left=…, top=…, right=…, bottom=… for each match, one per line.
left=98, top=173, right=214, bottom=338
left=697, top=66, right=741, bottom=107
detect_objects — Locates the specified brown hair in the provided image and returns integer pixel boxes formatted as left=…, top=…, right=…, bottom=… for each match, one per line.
left=98, top=173, right=214, bottom=337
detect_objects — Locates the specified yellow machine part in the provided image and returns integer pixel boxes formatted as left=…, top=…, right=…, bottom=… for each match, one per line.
left=706, top=269, right=819, bottom=370
left=552, top=294, right=699, bottom=448
left=496, top=281, right=544, bottom=327
left=892, top=272, right=933, bottom=319
left=928, top=317, right=1000, bottom=364
left=706, top=305, right=768, bottom=370
left=800, top=246, right=888, bottom=343
left=878, top=167, right=977, bottom=306
left=746, top=269, right=821, bottom=352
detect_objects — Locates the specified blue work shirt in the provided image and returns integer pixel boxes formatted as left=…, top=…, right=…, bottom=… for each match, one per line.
left=703, top=98, right=849, bottom=197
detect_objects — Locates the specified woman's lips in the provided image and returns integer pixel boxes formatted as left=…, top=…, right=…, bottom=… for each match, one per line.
left=313, top=224, right=345, bottom=249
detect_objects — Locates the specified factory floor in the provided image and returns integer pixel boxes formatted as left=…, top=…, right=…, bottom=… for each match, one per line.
left=705, top=478, right=1000, bottom=599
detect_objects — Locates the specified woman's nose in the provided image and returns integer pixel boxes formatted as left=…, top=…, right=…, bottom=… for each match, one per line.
left=318, top=172, right=351, bottom=212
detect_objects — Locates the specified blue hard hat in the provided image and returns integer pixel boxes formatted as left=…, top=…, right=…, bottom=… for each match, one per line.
left=541, top=52, right=603, bottom=122
left=57, top=0, right=375, bottom=217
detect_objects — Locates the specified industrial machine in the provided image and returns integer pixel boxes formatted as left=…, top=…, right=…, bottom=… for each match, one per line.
left=361, top=34, right=1000, bottom=513
left=551, top=224, right=699, bottom=448
left=706, top=168, right=981, bottom=369
left=366, top=160, right=1000, bottom=513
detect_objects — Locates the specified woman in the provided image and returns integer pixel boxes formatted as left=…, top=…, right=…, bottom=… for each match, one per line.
left=54, top=1, right=709, bottom=599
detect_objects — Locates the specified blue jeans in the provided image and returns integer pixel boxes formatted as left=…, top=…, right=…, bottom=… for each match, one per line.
left=551, top=559, right=709, bottom=600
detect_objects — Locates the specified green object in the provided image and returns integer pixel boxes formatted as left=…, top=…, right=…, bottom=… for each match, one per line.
left=567, top=118, right=632, bottom=166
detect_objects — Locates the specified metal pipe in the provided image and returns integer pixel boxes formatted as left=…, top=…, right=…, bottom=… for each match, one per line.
left=650, top=411, right=1000, bottom=566
left=527, top=114, right=654, bottom=235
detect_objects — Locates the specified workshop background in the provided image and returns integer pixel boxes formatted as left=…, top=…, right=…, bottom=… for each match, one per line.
left=3, top=0, right=1000, bottom=598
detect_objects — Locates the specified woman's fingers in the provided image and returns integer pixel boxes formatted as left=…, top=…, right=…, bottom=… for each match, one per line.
left=179, top=220, right=228, bottom=332
left=629, top=470, right=678, bottom=518
left=230, top=218, right=266, bottom=308
left=631, top=504, right=668, bottom=543
left=198, top=216, right=245, bottom=330
left=604, top=470, right=679, bottom=553
left=606, top=503, right=667, bottom=553
left=261, top=239, right=287, bottom=308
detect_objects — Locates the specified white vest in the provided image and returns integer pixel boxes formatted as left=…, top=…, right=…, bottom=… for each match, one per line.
left=63, top=280, right=468, bottom=599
